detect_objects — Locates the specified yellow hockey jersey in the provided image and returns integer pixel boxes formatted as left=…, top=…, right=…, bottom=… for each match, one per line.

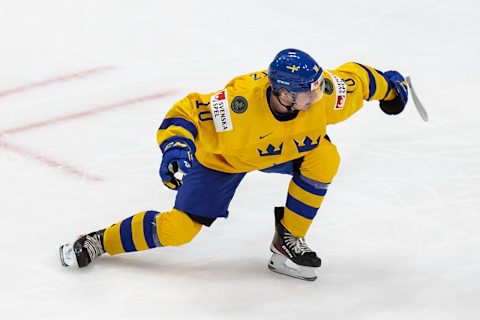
left=157, top=62, right=396, bottom=173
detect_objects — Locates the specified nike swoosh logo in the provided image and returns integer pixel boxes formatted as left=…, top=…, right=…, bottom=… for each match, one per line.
left=259, top=132, right=273, bottom=139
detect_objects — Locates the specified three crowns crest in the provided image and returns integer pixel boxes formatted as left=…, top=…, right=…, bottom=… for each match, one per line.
left=294, top=136, right=320, bottom=153
left=258, top=143, right=283, bottom=157
left=257, top=136, right=321, bottom=157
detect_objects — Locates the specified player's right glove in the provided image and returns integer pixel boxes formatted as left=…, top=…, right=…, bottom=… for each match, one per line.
left=159, top=138, right=195, bottom=190
left=379, top=70, right=408, bottom=115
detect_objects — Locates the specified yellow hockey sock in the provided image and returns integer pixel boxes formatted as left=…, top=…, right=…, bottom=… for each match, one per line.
left=103, top=209, right=202, bottom=255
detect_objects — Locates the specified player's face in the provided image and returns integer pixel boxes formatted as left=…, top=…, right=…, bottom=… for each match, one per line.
left=292, top=90, right=322, bottom=111
left=290, top=78, right=325, bottom=111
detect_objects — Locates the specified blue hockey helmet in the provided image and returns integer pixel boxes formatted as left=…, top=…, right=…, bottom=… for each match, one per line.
left=268, top=48, right=323, bottom=93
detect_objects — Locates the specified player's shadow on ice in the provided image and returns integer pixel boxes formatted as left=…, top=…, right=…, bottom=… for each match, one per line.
left=59, top=251, right=398, bottom=284
left=94, top=253, right=271, bottom=280
left=93, top=254, right=397, bottom=284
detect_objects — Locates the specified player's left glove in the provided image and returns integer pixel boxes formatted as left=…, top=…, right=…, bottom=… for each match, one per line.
left=159, top=138, right=195, bottom=190
left=379, top=70, right=408, bottom=115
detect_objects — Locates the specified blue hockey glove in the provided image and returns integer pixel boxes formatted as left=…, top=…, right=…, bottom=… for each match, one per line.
left=379, top=70, right=408, bottom=115
left=159, top=138, right=194, bottom=190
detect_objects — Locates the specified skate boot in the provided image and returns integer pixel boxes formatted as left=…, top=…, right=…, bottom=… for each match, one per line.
left=268, top=207, right=321, bottom=281
left=59, top=229, right=105, bottom=268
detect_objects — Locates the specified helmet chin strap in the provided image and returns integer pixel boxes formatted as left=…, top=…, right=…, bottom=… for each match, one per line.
left=273, top=91, right=297, bottom=113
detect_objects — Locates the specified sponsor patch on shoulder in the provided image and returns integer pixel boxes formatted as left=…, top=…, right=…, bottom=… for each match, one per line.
left=326, top=71, right=347, bottom=110
left=210, top=89, right=233, bottom=132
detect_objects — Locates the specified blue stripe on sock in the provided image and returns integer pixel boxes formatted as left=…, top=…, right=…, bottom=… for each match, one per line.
left=120, top=217, right=136, bottom=252
left=143, top=211, right=158, bottom=249
left=292, top=174, right=328, bottom=196
left=356, top=63, right=377, bottom=101
left=286, top=194, right=318, bottom=220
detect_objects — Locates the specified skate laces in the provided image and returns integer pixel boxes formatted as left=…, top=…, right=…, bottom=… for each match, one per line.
left=83, top=234, right=105, bottom=262
left=284, top=233, right=313, bottom=255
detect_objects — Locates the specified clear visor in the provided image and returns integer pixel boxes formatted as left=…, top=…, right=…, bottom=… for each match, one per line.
left=308, top=76, right=325, bottom=103
left=290, top=76, right=325, bottom=107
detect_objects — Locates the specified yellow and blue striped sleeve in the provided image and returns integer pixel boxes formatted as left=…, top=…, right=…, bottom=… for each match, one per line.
left=326, top=62, right=397, bottom=124
left=337, top=62, right=397, bottom=101
left=157, top=94, right=199, bottom=150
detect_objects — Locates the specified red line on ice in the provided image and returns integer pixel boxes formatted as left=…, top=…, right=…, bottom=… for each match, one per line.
left=0, top=90, right=176, bottom=180
left=0, top=139, right=102, bottom=181
left=0, top=90, right=176, bottom=136
left=0, top=66, right=116, bottom=99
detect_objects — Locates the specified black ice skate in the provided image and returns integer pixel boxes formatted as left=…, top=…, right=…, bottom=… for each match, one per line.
left=59, top=229, right=105, bottom=268
left=268, top=207, right=321, bottom=281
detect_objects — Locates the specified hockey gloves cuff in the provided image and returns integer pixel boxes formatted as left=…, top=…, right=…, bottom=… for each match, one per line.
left=160, top=138, right=195, bottom=190
left=379, top=70, right=408, bottom=115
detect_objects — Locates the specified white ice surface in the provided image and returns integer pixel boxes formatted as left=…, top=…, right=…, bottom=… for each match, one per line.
left=0, top=0, right=479, bottom=319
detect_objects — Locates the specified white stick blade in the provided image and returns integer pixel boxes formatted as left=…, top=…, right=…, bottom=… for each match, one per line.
left=406, top=76, right=429, bottom=122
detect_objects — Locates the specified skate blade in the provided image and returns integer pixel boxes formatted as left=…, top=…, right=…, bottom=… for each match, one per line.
left=59, top=243, right=78, bottom=268
left=59, top=245, right=68, bottom=267
left=268, top=253, right=318, bottom=281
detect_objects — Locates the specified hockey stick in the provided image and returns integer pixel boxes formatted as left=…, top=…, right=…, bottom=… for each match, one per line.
left=406, top=76, right=428, bottom=122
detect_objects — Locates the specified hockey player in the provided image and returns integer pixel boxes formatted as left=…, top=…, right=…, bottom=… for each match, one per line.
left=60, top=49, right=408, bottom=281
